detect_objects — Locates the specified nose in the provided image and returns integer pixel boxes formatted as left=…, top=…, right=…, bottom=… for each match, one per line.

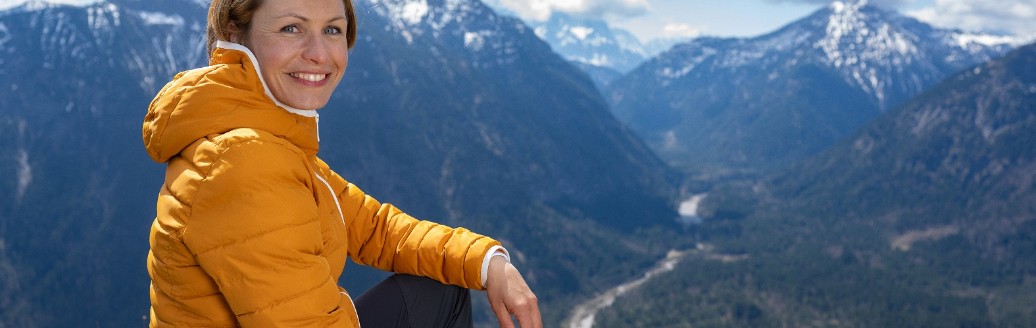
left=301, top=33, right=329, bottom=64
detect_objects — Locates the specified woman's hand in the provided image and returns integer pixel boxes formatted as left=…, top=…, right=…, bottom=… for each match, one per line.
left=485, top=256, right=541, bottom=328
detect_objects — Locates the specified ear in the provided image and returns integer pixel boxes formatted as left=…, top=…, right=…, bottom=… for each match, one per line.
left=227, top=22, right=243, bottom=44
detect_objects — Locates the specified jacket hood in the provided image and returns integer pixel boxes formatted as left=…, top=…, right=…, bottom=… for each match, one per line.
left=142, top=41, right=320, bottom=163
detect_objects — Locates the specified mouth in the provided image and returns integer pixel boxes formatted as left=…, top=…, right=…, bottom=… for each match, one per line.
left=289, top=72, right=330, bottom=83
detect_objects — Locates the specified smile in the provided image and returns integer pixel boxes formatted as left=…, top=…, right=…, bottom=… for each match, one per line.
left=289, top=72, right=329, bottom=82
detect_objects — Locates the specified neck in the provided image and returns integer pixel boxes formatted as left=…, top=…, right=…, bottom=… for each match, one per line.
left=214, top=40, right=320, bottom=119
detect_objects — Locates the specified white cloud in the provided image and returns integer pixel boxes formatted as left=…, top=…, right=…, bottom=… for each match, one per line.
left=906, top=0, right=1036, bottom=42
left=488, top=0, right=650, bottom=21
left=663, top=23, right=701, bottom=38
left=0, top=0, right=102, bottom=11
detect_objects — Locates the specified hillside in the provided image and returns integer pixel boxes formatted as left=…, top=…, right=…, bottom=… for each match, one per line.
left=0, top=0, right=683, bottom=326
left=593, top=42, right=1036, bottom=327
left=608, top=0, right=1014, bottom=174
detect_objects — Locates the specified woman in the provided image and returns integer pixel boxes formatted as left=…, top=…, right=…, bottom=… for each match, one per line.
left=141, top=0, right=540, bottom=326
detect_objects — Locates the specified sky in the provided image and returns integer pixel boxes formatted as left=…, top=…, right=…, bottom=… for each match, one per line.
left=2, top=0, right=1033, bottom=43
left=482, top=0, right=1036, bottom=43
left=0, top=0, right=101, bottom=10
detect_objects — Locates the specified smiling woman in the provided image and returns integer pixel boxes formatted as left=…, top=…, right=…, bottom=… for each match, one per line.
left=215, top=0, right=351, bottom=110
left=141, top=0, right=540, bottom=327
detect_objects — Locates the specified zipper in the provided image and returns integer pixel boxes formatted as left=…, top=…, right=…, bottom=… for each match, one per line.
left=313, top=172, right=345, bottom=227
left=313, top=171, right=358, bottom=326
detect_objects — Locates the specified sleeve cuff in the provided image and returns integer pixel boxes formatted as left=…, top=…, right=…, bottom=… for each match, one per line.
left=480, top=245, right=510, bottom=288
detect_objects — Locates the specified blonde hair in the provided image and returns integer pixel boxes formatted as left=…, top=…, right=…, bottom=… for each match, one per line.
left=205, top=0, right=357, bottom=54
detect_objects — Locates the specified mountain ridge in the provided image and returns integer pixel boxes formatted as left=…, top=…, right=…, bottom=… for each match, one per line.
left=593, top=41, right=1036, bottom=327
left=0, top=0, right=683, bottom=326
left=608, top=0, right=1014, bottom=173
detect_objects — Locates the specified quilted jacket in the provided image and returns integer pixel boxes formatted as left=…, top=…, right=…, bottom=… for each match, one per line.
left=142, top=43, right=501, bottom=327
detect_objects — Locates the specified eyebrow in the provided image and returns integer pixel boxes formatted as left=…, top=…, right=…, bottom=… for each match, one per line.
left=276, top=13, right=347, bottom=23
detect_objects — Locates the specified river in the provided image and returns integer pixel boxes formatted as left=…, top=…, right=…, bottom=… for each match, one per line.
left=563, top=194, right=709, bottom=327
left=564, top=249, right=693, bottom=328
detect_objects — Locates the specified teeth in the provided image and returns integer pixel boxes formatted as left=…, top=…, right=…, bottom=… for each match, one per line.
left=291, top=73, right=327, bottom=82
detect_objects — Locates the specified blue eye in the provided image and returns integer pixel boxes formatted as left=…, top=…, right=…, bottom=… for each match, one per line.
left=280, top=25, right=300, bottom=33
left=324, top=26, right=343, bottom=35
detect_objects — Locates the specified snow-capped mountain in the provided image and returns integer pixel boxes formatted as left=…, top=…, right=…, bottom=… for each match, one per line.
left=608, top=0, right=1015, bottom=172
left=793, top=0, right=1014, bottom=109
left=1, top=0, right=678, bottom=326
left=364, top=0, right=529, bottom=66
left=530, top=12, right=663, bottom=74
left=530, top=11, right=692, bottom=75
left=594, top=42, right=1036, bottom=327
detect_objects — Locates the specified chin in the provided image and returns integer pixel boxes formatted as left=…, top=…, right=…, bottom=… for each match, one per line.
left=296, top=103, right=326, bottom=110
left=287, top=98, right=330, bottom=110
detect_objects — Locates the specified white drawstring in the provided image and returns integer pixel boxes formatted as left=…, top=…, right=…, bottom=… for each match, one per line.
left=313, top=172, right=345, bottom=227
left=215, top=40, right=321, bottom=142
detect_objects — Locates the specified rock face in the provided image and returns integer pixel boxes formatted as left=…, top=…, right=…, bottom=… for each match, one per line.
left=330, top=0, right=678, bottom=230
left=773, top=41, right=1036, bottom=235
left=0, top=0, right=679, bottom=326
left=608, top=0, right=1015, bottom=173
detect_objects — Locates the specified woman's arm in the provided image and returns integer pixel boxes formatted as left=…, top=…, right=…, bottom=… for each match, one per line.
left=318, top=163, right=498, bottom=289
left=319, top=160, right=541, bottom=327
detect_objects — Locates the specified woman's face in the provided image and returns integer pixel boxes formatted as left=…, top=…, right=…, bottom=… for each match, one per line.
left=240, top=0, right=349, bottom=110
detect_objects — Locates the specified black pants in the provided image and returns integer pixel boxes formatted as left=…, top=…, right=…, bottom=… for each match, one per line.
left=354, top=274, right=473, bottom=328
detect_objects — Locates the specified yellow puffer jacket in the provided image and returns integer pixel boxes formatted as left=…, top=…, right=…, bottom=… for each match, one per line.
left=142, top=45, right=501, bottom=327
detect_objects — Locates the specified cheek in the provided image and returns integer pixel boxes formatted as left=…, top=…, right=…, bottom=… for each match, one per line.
left=250, top=38, right=294, bottom=73
left=335, top=47, right=349, bottom=72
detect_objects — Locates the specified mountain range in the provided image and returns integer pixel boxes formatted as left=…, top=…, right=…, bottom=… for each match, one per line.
left=608, top=0, right=1016, bottom=174
left=524, top=12, right=686, bottom=88
left=4, top=0, right=1033, bottom=326
left=531, top=12, right=648, bottom=74
left=0, top=0, right=682, bottom=326
left=594, top=39, right=1036, bottom=328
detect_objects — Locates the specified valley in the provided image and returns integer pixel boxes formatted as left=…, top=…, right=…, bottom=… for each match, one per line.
left=2, top=0, right=1035, bottom=326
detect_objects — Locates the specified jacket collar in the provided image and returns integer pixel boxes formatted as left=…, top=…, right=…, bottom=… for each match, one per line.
left=213, top=41, right=319, bottom=119
left=143, top=42, right=321, bottom=162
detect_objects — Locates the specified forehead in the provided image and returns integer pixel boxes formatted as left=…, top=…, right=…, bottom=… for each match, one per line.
left=254, top=0, right=347, bottom=19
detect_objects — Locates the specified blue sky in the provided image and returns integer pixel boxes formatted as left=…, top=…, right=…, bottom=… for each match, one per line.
left=483, top=0, right=1036, bottom=43
left=3, top=0, right=1032, bottom=43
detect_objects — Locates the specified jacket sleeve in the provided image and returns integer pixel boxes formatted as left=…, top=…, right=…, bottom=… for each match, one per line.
left=184, top=140, right=355, bottom=327
left=317, top=160, right=501, bottom=290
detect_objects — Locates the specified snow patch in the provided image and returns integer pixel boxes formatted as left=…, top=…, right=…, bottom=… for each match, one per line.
left=584, top=53, right=608, bottom=67
left=831, top=1, right=845, bottom=13
left=15, top=149, right=32, bottom=202
left=87, top=3, right=120, bottom=29
left=952, top=33, right=1016, bottom=47
left=0, top=22, right=10, bottom=49
left=137, top=11, right=183, bottom=26
left=533, top=26, right=546, bottom=39
left=656, top=47, right=716, bottom=83
left=911, top=106, right=948, bottom=136
left=662, top=130, right=678, bottom=150
left=464, top=31, right=490, bottom=51
left=891, top=226, right=959, bottom=251
left=569, top=26, right=593, bottom=40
